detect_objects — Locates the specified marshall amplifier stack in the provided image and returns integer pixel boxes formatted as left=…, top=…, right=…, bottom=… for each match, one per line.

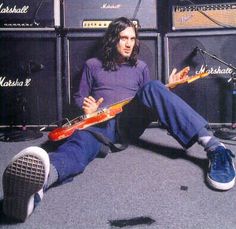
left=0, top=0, right=62, bottom=127
left=0, top=0, right=60, bottom=29
left=63, top=0, right=158, bottom=30
left=2, top=0, right=236, bottom=127
left=165, top=1, right=236, bottom=125
left=61, top=0, right=160, bottom=118
left=0, top=0, right=160, bottom=127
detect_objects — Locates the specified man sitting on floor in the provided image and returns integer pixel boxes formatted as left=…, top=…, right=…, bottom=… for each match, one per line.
left=2, top=17, right=235, bottom=222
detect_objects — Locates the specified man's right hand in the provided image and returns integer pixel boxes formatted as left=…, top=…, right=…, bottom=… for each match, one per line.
left=82, top=96, right=104, bottom=114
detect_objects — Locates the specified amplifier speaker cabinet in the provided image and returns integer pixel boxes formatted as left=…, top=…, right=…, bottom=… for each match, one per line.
left=63, top=31, right=161, bottom=118
left=0, top=31, right=62, bottom=127
left=164, top=30, right=236, bottom=124
left=0, top=0, right=60, bottom=28
left=63, top=0, right=158, bottom=30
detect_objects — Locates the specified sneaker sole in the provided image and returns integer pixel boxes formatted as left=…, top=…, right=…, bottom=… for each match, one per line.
left=2, top=146, right=49, bottom=221
left=207, top=175, right=235, bottom=191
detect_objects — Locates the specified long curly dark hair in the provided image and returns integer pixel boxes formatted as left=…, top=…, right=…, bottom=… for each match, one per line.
left=101, top=17, right=140, bottom=71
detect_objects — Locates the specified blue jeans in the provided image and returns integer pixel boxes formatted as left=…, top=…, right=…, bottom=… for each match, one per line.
left=49, top=81, right=207, bottom=183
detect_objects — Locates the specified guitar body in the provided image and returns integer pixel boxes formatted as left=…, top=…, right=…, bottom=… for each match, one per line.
left=48, top=72, right=208, bottom=141
left=48, top=100, right=128, bottom=141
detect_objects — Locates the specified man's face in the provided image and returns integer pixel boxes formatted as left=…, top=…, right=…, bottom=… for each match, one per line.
left=116, top=26, right=136, bottom=59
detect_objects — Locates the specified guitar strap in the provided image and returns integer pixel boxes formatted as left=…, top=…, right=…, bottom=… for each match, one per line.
left=84, top=128, right=128, bottom=158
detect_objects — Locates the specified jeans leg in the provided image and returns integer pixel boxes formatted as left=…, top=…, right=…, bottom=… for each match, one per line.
left=135, top=80, right=208, bottom=148
left=117, top=97, right=156, bottom=143
left=49, top=120, right=116, bottom=183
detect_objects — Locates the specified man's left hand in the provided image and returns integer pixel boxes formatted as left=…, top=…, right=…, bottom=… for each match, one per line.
left=169, top=66, right=190, bottom=84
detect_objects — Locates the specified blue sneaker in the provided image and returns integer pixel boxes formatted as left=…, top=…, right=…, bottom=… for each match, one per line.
left=2, top=146, right=50, bottom=222
left=207, top=146, right=235, bottom=191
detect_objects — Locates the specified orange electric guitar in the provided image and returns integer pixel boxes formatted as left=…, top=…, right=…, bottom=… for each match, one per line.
left=48, top=71, right=209, bottom=141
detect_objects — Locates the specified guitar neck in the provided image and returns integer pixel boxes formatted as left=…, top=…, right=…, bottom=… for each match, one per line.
left=166, top=72, right=209, bottom=89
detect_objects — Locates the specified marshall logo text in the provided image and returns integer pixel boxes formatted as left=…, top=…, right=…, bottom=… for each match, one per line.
left=196, top=65, right=233, bottom=75
left=0, top=77, right=31, bottom=87
left=0, top=3, right=29, bottom=14
left=101, top=3, right=121, bottom=9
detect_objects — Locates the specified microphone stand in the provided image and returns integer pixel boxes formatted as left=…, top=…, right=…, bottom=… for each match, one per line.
left=197, top=47, right=236, bottom=140
left=2, top=61, right=43, bottom=142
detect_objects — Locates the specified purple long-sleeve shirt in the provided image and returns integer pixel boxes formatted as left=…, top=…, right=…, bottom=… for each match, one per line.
left=74, top=57, right=151, bottom=109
